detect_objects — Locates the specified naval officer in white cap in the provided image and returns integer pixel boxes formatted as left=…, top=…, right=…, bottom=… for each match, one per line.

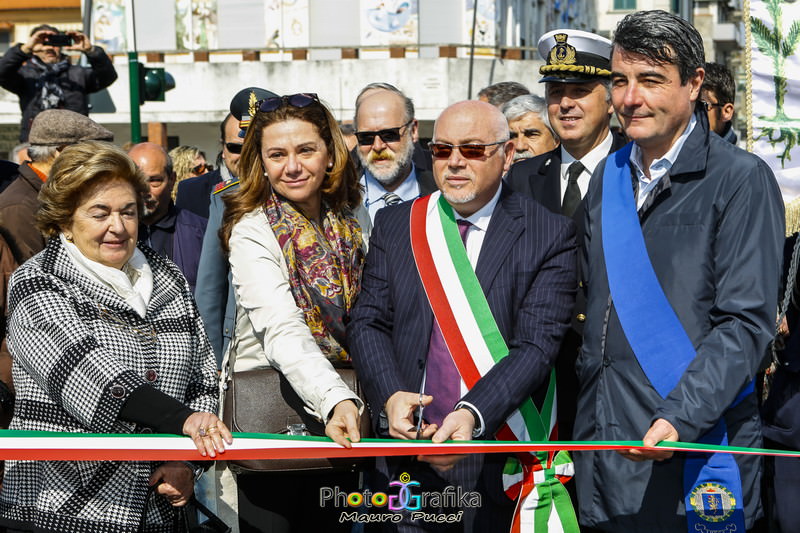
left=506, top=29, right=627, bottom=446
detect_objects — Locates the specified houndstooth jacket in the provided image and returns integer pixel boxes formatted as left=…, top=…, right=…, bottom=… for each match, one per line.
left=0, top=237, right=218, bottom=533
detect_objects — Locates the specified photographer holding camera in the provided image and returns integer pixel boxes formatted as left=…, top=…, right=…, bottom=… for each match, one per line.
left=0, top=24, right=118, bottom=142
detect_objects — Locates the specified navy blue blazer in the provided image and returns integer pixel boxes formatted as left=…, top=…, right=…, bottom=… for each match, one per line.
left=175, top=169, right=221, bottom=220
left=348, top=185, right=577, bottom=436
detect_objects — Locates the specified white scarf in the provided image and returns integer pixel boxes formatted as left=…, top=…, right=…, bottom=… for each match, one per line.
left=60, top=234, right=153, bottom=318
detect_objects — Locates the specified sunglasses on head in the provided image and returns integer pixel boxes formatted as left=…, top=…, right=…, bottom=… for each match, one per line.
left=225, top=142, right=243, bottom=154
left=428, top=140, right=506, bottom=159
left=258, top=93, right=320, bottom=113
left=355, top=119, right=414, bottom=146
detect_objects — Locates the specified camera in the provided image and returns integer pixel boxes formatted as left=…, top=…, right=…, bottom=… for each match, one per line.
left=43, top=33, right=73, bottom=47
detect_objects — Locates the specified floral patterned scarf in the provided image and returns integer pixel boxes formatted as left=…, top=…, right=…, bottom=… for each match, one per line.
left=264, top=191, right=364, bottom=364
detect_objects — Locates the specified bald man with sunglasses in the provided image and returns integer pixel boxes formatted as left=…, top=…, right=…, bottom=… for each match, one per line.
left=353, top=83, right=437, bottom=221
left=348, top=100, right=577, bottom=532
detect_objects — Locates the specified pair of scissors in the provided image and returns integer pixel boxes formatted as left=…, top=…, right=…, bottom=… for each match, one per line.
left=415, top=392, right=425, bottom=440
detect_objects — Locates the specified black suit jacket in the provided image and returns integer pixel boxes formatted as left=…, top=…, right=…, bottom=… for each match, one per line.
left=506, top=131, right=627, bottom=326
left=175, top=169, right=222, bottom=220
left=348, top=185, right=577, bottom=435
left=505, top=131, right=626, bottom=440
left=348, top=186, right=576, bottom=522
left=415, top=169, right=437, bottom=196
left=412, top=141, right=433, bottom=171
left=506, top=131, right=628, bottom=231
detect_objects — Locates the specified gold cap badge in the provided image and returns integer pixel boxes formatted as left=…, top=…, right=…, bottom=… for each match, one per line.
left=549, top=33, right=577, bottom=66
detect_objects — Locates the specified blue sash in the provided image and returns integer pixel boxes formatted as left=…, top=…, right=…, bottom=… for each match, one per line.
left=601, top=143, right=749, bottom=532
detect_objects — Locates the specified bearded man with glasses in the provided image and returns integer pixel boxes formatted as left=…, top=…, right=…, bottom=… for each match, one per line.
left=349, top=100, right=577, bottom=532
left=353, top=83, right=437, bottom=221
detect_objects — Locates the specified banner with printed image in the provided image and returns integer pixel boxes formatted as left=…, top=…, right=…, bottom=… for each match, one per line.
left=749, top=0, right=800, bottom=202
left=264, top=0, right=309, bottom=49
left=360, top=0, right=418, bottom=46
left=91, top=0, right=127, bottom=52
left=175, top=0, right=218, bottom=50
left=464, top=0, right=496, bottom=48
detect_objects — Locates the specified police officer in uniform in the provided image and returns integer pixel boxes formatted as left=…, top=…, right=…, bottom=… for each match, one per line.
left=194, top=87, right=277, bottom=366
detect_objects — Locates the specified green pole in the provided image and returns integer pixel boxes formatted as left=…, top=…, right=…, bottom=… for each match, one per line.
left=128, top=51, right=141, bottom=143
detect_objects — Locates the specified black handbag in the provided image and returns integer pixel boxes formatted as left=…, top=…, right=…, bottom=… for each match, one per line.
left=176, top=496, right=232, bottom=533
left=139, top=489, right=230, bottom=533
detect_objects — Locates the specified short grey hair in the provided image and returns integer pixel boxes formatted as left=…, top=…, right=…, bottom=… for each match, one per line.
left=354, top=82, right=415, bottom=125
left=501, top=94, right=558, bottom=141
left=478, top=81, right=530, bottom=107
left=28, top=144, right=59, bottom=163
left=11, top=143, right=29, bottom=162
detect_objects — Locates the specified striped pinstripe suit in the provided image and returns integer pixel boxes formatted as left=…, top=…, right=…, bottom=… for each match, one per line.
left=347, top=185, right=577, bottom=531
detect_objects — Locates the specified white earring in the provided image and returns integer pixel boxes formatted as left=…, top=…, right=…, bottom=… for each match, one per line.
left=263, top=171, right=268, bottom=176
left=328, top=161, right=333, bottom=168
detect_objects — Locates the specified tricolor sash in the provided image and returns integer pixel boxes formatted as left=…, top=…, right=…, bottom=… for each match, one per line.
left=409, top=192, right=578, bottom=533
left=601, top=143, right=749, bottom=532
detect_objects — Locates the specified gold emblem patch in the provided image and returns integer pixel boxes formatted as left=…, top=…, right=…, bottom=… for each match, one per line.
left=548, top=33, right=576, bottom=65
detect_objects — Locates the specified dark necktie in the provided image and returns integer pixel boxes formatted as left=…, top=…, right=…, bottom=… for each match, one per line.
left=562, top=160, right=585, bottom=217
left=423, top=220, right=472, bottom=426
left=381, top=192, right=402, bottom=206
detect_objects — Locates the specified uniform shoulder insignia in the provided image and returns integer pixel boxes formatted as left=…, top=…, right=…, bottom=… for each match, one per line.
left=213, top=179, right=240, bottom=194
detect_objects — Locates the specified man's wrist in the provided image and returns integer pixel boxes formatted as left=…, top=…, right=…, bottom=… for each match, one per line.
left=454, top=402, right=484, bottom=438
left=180, top=461, right=204, bottom=482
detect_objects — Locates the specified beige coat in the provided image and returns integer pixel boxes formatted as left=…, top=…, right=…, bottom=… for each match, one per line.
left=224, top=205, right=370, bottom=423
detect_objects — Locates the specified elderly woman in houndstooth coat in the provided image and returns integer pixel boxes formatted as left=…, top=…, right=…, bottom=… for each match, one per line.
left=0, top=141, right=232, bottom=533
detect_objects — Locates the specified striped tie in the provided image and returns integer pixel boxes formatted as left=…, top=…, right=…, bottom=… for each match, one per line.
left=381, top=192, right=402, bottom=206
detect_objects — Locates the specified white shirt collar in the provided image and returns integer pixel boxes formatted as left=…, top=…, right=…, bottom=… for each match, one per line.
left=560, top=130, right=614, bottom=178
left=361, top=164, right=420, bottom=220
left=630, top=113, right=697, bottom=183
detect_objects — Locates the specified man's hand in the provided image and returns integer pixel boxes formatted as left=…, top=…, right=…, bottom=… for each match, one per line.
left=65, top=31, right=92, bottom=53
left=619, top=418, right=679, bottom=462
left=778, top=315, right=790, bottom=337
left=325, top=399, right=361, bottom=448
left=150, top=462, right=195, bottom=507
left=385, top=391, right=437, bottom=440
left=417, top=408, right=475, bottom=472
left=21, top=30, right=54, bottom=55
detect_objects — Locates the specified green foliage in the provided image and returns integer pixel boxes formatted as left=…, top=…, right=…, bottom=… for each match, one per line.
left=784, top=20, right=800, bottom=57
left=751, top=16, right=777, bottom=55
left=756, top=126, right=800, bottom=167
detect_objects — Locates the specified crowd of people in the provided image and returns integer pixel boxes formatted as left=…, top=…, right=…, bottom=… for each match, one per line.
left=0, top=9, right=796, bottom=533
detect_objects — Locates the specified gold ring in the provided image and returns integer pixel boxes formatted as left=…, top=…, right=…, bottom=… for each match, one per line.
left=207, top=426, right=219, bottom=433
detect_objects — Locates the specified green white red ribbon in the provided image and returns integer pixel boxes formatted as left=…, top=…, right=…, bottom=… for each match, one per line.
left=2, top=430, right=800, bottom=461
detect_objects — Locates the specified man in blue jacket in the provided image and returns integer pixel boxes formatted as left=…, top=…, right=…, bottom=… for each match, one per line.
left=575, top=10, right=782, bottom=532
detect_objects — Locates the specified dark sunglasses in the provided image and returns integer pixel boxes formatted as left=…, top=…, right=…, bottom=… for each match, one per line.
left=192, top=163, right=211, bottom=174
left=428, top=140, right=506, bottom=159
left=258, top=93, right=320, bottom=113
left=355, top=119, right=413, bottom=146
left=225, top=142, right=243, bottom=154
